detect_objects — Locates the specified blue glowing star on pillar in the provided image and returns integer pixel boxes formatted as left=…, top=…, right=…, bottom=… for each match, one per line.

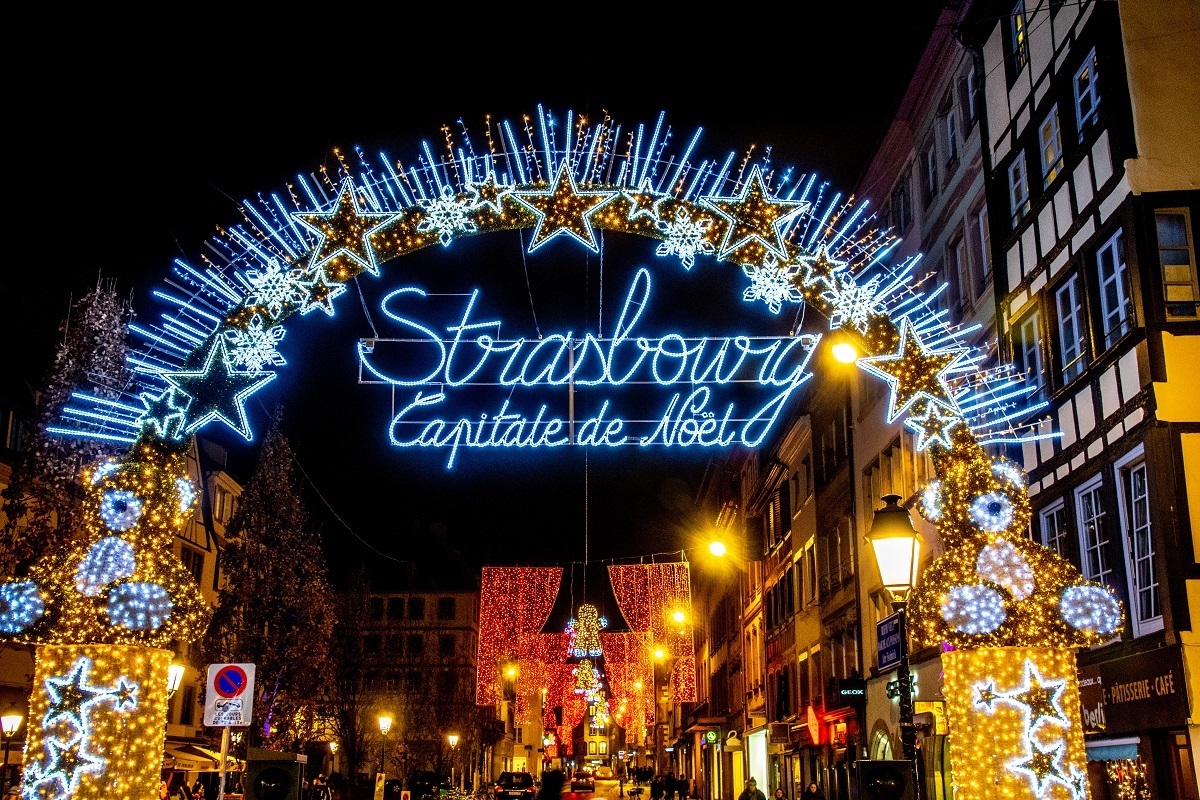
left=511, top=163, right=616, bottom=252
left=41, top=735, right=106, bottom=796
left=136, top=387, right=188, bottom=441
left=43, top=658, right=116, bottom=731
left=903, top=401, right=963, bottom=451
left=857, top=318, right=968, bottom=423
left=700, top=165, right=808, bottom=262
left=293, top=180, right=394, bottom=277
left=163, top=339, right=276, bottom=442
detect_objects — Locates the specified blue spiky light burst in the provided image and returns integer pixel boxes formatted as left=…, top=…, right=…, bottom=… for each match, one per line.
left=49, top=105, right=1056, bottom=455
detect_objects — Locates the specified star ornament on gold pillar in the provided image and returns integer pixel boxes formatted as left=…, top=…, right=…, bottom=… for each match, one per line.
left=700, top=165, right=809, bottom=261
left=511, top=163, right=616, bottom=252
left=293, top=180, right=394, bottom=280
left=904, top=401, right=964, bottom=451
left=857, top=318, right=968, bottom=423
left=1011, top=661, right=1069, bottom=729
left=1010, top=739, right=1069, bottom=794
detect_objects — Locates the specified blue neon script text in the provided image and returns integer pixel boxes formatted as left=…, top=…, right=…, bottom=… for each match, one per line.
left=359, top=268, right=819, bottom=467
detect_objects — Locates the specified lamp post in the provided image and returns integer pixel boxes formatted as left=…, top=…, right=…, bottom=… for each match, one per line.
left=447, top=733, right=460, bottom=789
left=378, top=713, right=394, bottom=775
left=0, top=707, right=23, bottom=794
left=865, top=493, right=923, bottom=796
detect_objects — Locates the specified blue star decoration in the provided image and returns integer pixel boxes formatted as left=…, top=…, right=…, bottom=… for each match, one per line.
left=511, top=163, right=616, bottom=252
left=797, top=244, right=850, bottom=289
left=42, top=734, right=106, bottom=794
left=700, top=165, right=808, bottom=262
left=464, top=172, right=513, bottom=216
left=293, top=180, right=394, bottom=281
left=164, top=338, right=276, bottom=442
left=621, top=177, right=669, bottom=222
left=857, top=318, right=968, bottom=423
left=43, top=660, right=110, bottom=731
left=297, top=268, right=347, bottom=317
left=1010, top=739, right=1068, bottom=794
left=904, top=401, right=963, bottom=451
left=136, top=387, right=188, bottom=441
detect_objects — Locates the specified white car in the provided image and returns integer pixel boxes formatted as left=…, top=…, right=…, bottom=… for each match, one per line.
left=594, top=767, right=614, bottom=780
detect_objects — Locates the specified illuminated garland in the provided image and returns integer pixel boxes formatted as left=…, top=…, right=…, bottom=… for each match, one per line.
left=475, top=567, right=562, bottom=706
left=608, top=563, right=696, bottom=702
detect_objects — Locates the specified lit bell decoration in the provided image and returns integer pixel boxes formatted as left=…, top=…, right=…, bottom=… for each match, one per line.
left=906, top=427, right=1123, bottom=800
left=0, top=443, right=210, bottom=799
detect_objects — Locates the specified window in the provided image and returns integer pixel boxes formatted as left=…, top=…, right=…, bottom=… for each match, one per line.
left=1074, top=48, right=1101, bottom=136
left=1055, top=274, right=1088, bottom=384
left=1014, top=309, right=1044, bottom=397
left=407, top=634, right=424, bottom=657
left=1039, top=501, right=1069, bottom=557
left=920, top=139, right=939, bottom=206
left=388, top=597, right=404, bottom=619
left=960, top=63, right=980, bottom=133
left=969, top=204, right=992, bottom=288
left=1156, top=209, right=1199, bottom=318
left=408, top=597, right=426, bottom=620
left=180, top=686, right=196, bottom=726
left=370, top=597, right=385, bottom=621
left=1076, top=477, right=1114, bottom=588
left=943, top=106, right=959, bottom=166
left=440, top=634, right=456, bottom=657
left=891, top=176, right=912, bottom=232
left=949, top=235, right=972, bottom=310
left=588, top=742, right=597, bottom=756
left=364, top=634, right=382, bottom=656
left=1096, top=229, right=1133, bottom=347
left=1039, top=106, right=1064, bottom=187
left=438, top=597, right=456, bottom=620
left=1010, top=1, right=1030, bottom=74
left=179, top=546, right=204, bottom=583
left=1117, top=450, right=1161, bottom=634
left=1009, top=152, right=1031, bottom=227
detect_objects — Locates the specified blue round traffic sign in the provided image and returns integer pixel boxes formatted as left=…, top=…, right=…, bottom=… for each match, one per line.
left=214, top=665, right=248, bottom=698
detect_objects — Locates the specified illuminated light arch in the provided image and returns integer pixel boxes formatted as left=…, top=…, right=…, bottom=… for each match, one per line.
left=6, top=105, right=1122, bottom=799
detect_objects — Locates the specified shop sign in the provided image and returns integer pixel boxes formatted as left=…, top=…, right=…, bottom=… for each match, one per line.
left=1078, top=645, right=1187, bottom=735
left=876, top=613, right=903, bottom=672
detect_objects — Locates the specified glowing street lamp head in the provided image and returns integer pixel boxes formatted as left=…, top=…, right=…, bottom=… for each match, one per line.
left=867, top=494, right=921, bottom=602
left=653, top=647, right=666, bottom=661
left=505, top=665, right=518, bottom=679
left=0, top=708, right=22, bottom=735
left=377, top=713, right=394, bottom=736
left=447, top=733, right=460, bottom=748
left=708, top=540, right=728, bottom=557
left=166, top=663, right=186, bottom=695
left=832, top=341, right=858, bottom=363
left=671, top=609, right=687, bottom=624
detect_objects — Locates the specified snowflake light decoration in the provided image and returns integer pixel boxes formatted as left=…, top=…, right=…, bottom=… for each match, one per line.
left=742, top=256, right=803, bottom=314
left=416, top=185, right=478, bottom=246
left=656, top=207, right=715, bottom=270
left=821, top=272, right=883, bottom=331
left=244, top=261, right=306, bottom=319
left=225, top=315, right=286, bottom=376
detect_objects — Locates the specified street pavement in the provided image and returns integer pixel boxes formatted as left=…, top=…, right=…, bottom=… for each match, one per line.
left=564, top=778, right=632, bottom=800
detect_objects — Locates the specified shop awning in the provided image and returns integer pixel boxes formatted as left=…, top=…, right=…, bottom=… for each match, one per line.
left=1085, top=736, right=1140, bottom=761
left=165, top=745, right=217, bottom=772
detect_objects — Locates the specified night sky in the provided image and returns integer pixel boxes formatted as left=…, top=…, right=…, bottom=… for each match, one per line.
left=6, top=9, right=945, bottom=584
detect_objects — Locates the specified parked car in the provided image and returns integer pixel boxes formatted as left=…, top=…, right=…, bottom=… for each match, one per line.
left=570, top=770, right=595, bottom=792
left=594, top=766, right=614, bottom=780
left=495, top=771, right=536, bottom=800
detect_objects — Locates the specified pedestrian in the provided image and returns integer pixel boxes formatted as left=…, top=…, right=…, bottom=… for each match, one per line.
left=536, top=770, right=564, bottom=800
left=312, top=774, right=333, bottom=800
left=672, top=775, right=689, bottom=799
left=737, top=778, right=766, bottom=800
left=650, top=775, right=665, bottom=800
left=799, top=782, right=825, bottom=800
left=192, top=779, right=207, bottom=800
left=664, top=772, right=676, bottom=800
left=773, top=788, right=785, bottom=800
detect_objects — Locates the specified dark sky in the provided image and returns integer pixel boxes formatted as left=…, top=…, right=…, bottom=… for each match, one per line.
left=5, top=8, right=946, bottom=583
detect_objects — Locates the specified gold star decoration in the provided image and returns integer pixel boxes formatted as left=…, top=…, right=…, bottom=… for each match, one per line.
left=621, top=177, right=668, bottom=222
left=1011, top=740, right=1067, bottom=793
left=1012, top=664, right=1068, bottom=728
left=797, top=243, right=850, bottom=289
left=903, top=401, right=964, bottom=452
left=297, top=268, right=347, bottom=317
left=700, top=165, right=808, bottom=262
left=511, top=163, right=616, bottom=252
left=465, top=172, right=514, bottom=217
left=975, top=681, right=1000, bottom=710
left=857, top=318, right=967, bottom=422
left=293, top=180, right=394, bottom=281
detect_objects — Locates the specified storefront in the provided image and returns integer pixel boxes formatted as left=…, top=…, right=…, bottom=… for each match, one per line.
left=1078, top=644, right=1198, bottom=800
left=863, top=655, right=952, bottom=800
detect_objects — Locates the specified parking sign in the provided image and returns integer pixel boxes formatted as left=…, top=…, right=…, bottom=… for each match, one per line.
left=204, top=663, right=256, bottom=726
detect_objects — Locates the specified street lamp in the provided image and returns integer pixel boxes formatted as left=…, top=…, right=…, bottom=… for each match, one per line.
left=1, top=707, right=23, bottom=794
left=448, top=733, right=460, bottom=788
left=378, top=713, right=394, bottom=774
left=167, top=662, right=186, bottom=696
left=865, top=494, right=923, bottom=794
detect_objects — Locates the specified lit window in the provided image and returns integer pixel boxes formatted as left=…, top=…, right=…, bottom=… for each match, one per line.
left=1040, top=106, right=1064, bottom=186
left=949, top=235, right=972, bottom=309
left=1075, top=477, right=1113, bottom=588
left=1009, top=152, right=1031, bottom=227
left=1156, top=209, right=1198, bottom=318
left=969, top=204, right=991, bottom=290
left=1039, top=501, right=1069, bottom=557
left=1055, top=274, right=1088, bottom=383
left=1117, top=450, right=1160, bottom=635
left=1014, top=308, right=1043, bottom=397
left=1096, top=229, right=1133, bottom=348
left=921, top=139, right=939, bottom=206
left=1074, top=48, right=1101, bottom=136
left=1010, top=1, right=1030, bottom=74
left=943, top=104, right=958, bottom=166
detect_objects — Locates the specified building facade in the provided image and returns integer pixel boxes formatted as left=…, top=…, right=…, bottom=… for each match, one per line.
left=963, top=0, right=1200, bottom=797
